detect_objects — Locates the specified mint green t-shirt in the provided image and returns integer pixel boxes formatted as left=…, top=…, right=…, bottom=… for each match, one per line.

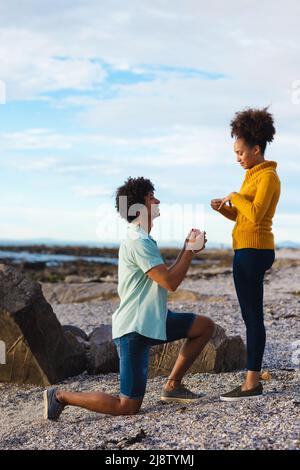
left=112, top=223, right=168, bottom=340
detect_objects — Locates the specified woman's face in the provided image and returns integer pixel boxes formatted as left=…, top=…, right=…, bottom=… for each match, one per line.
left=234, top=138, right=261, bottom=170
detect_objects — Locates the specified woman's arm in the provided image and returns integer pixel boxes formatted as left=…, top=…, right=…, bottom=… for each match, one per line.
left=218, top=205, right=238, bottom=221
left=231, top=173, right=278, bottom=224
left=211, top=199, right=237, bottom=221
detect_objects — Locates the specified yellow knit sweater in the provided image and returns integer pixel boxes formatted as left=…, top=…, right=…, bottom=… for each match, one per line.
left=219, top=161, right=281, bottom=249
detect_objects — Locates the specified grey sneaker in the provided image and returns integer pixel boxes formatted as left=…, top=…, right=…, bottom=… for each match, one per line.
left=44, top=387, right=65, bottom=420
left=161, top=384, right=203, bottom=403
left=220, top=383, right=263, bottom=402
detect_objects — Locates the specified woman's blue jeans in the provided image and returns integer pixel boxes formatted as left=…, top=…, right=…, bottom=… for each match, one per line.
left=233, top=248, right=275, bottom=371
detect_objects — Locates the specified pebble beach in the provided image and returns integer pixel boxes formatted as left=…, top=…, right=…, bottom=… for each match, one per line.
left=0, top=249, right=299, bottom=450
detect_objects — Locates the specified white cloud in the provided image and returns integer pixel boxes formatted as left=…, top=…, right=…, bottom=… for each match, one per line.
left=72, top=185, right=113, bottom=198
left=8, top=156, right=58, bottom=171
left=0, top=127, right=231, bottom=166
left=2, top=200, right=297, bottom=246
left=0, top=28, right=106, bottom=100
left=273, top=213, right=300, bottom=242
left=1, top=1, right=299, bottom=102
left=0, top=205, right=100, bottom=241
left=0, top=129, right=74, bottom=150
left=0, top=1, right=300, bottom=243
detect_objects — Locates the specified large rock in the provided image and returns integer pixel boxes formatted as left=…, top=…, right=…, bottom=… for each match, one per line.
left=41, top=282, right=118, bottom=304
left=62, top=325, right=90, bottom=351
left=168, top=289, right=200, bottom=302
left=148, top=324, right=246, bottom=378
left=62, top=325, right=89, bottom=342
left=86, top=323, right=246, bottom=377
left=0, top=264, right=86, bottom=386
left=168, top=290, right=227, bottom=303
left=86, top=325, right=119, bottom=374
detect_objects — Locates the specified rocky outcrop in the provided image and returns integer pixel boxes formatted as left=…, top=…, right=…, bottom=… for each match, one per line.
left=62, top=325, right=90, bottom=350
left=41, top=282, right=119, bottom=304
left=86, top=325, right=119, bottom=375
left=148, top=324, right=246, bottom=378
left=63, top=275, right=118, bottom=284
left=0, top=264, right=86, bottom=386
left=0, top=264, right=247, bottom=386
left=85, top=324, right=246, bottom=377
left=168, top=289, right=200, bottom=302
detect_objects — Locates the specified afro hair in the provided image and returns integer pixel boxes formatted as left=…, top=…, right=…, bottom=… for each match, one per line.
left=115, top=176, right=155, bottom=222
left=230, top=107, right=276, bottom=154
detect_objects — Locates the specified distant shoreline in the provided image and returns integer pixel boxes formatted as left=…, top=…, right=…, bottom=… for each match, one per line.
left=0, top=245, right=235, bottom=270
left=1, top=245, right=299, bottom=271
left=0, top=240, right=299, bottom=250
left=0, top=244, right=234, bottom=259
left=0, top=244, right=299, bottom=257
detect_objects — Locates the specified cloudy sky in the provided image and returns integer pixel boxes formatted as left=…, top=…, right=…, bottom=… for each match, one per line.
left=0, top=0, right=299, bottom=246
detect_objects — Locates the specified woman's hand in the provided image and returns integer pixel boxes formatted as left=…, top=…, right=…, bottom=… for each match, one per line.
left=217, top=192, right=237, bottom=211
left=210, top=199, right=223, bottom=211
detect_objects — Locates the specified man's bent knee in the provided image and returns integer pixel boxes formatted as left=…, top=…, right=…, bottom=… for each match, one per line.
left=206, top=317, right=215, bottom=337
left=188, top=315, right=215, bottom=339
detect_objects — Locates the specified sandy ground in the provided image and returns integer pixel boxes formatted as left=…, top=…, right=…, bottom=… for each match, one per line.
left=0, top=253, right=299, bottom=450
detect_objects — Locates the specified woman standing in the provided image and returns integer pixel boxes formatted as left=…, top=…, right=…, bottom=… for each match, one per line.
left=211, top=108, right=281, bottom=401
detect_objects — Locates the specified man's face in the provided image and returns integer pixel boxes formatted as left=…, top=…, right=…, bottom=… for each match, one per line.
left=234, top=138, right=261, bottom=170
left=145, top=191, right=160, bottom=219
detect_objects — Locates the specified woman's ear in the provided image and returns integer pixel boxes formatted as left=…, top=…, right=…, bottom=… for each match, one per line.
left=253, top=145, right=261, bottom=156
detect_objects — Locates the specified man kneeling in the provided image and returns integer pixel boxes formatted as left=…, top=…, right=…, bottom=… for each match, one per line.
left=44, top=177, right=215, bottom=420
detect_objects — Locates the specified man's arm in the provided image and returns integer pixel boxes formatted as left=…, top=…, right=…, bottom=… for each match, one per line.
left=147, top=229, right=206, bottom=291
left=146, top=250, right=194, bottom=292
left=167, top=230, right=193, bottom=270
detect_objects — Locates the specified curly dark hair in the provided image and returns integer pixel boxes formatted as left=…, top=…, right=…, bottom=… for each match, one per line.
left=230, top=107, right=276, bottom=154
left=115, top=176, right=155, bottom=222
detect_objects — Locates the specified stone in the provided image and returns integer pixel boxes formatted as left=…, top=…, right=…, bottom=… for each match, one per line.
left=64, top=275, right=108, bottom=284
left=63, top=275, right=84, bottom=283
left=62, top=325, right=89, bottom=341
left=88, top=324, right=112, bottom=343
left=62, top=325, right=90, bottom=350
left=260, top=370, right=272, bottom=381
left=86, top=325, right=119, bottom=374
left=0, top=264, right=86, bottom=386
left=168, top=289, right=200, bottom=302
left=148, top=324, right=246, bottom=378
left=168, top=290, right=226, bottom=303
left=23, top=261, right=47, bottom=270
left=85, top=323, right=246, bottom=377
left=41, top=282, right=119, bottom=304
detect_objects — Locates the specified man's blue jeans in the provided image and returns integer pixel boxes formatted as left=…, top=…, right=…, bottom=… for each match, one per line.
left=113, top=310, right=197, bottom=399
